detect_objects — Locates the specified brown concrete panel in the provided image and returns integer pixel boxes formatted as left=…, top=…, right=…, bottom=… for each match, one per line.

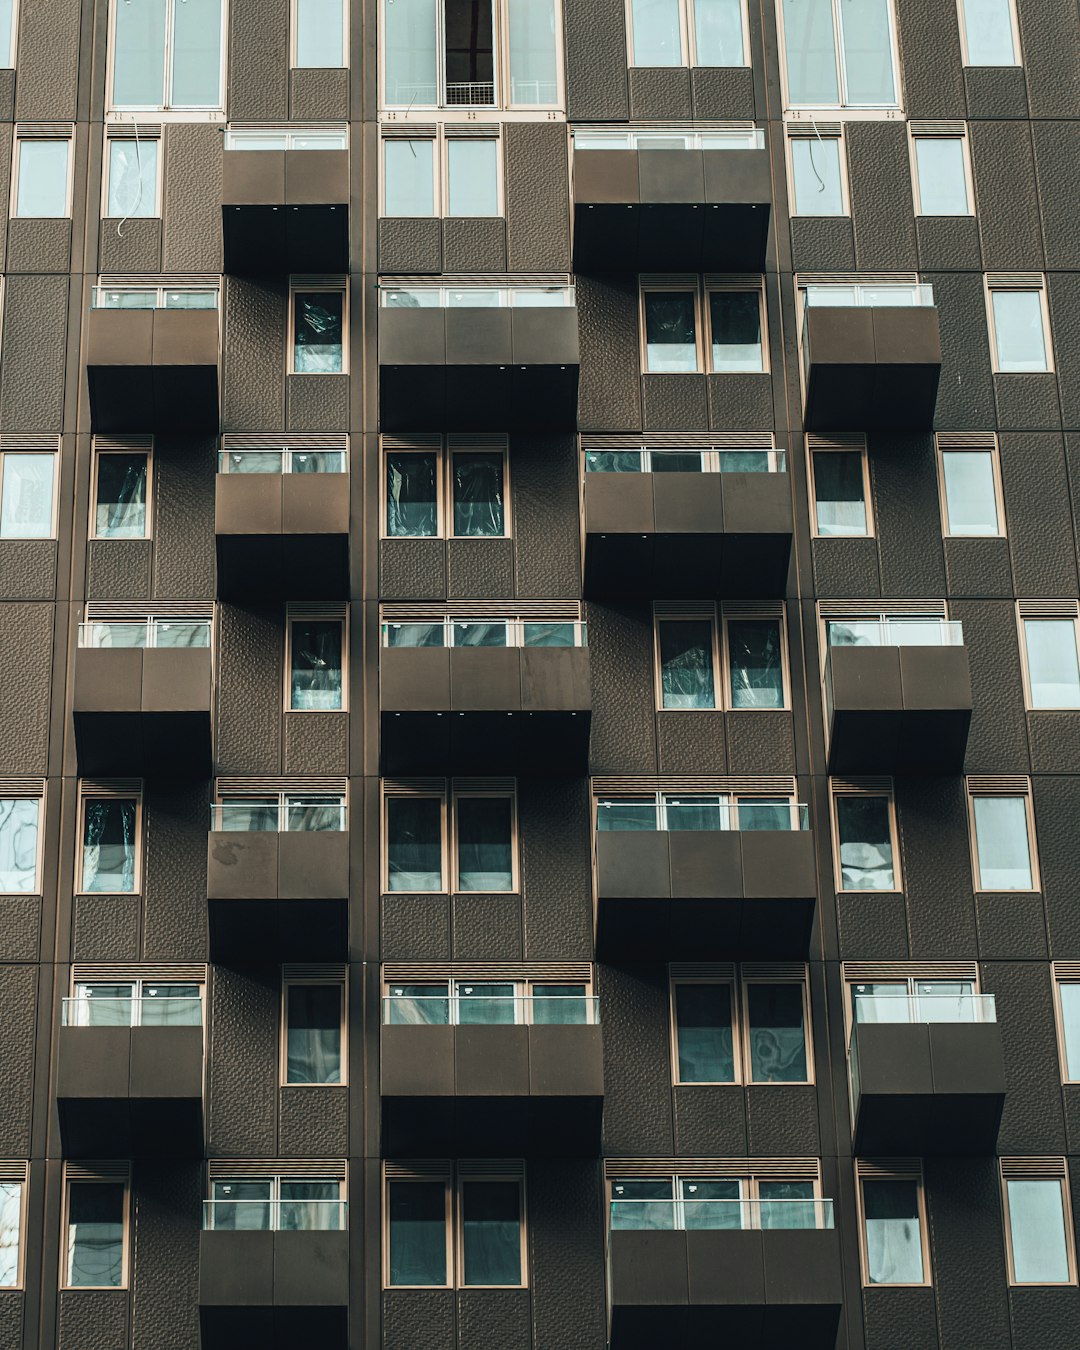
left=207, top=832, right=279, bottom=901
left=450, top=648, right=521, bottom=710
left=380, top=647, right=451, bottom=711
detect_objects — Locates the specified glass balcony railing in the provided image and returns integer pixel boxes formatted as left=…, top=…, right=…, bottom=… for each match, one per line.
left=827, top=619, right=964, bottom=648
left=596, top=800, right=809, bottom=832
left=218, top=448, right=347, bottom=474
left=383, top=993, right=599, bottom=1026
left=852, top=992, right=997, bottom=1028
left=224, top=129, right=347, bottom=151
left=573, top=128, right=765, bottom=151
left=92, top=286, right=219, bottom=310
left=382, top=619, right=587, bottom=649
left=203, top=1199, right=346, bottom=1231
left=803, top=283, right=935, bottom=309
left=210, top=800, right=347, bottom=832
left=62, top=996, right=203, bottom=1027
left=610, top=1197, right=835, bottom=1231
left=585, top=447, right=786, bottom=474
left=381, top=284, right=575, bottom=309
left=78, top=619, right=212, bottom=649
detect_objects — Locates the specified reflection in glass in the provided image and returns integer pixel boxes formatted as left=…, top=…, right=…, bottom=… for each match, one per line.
left=694, top=0, right=745, bottom=64
left=67, top=1183, right=124, bottom=1287
left=453, top=452, right=504, bottom=535
left=961, top=0, right=1018, bottom=64
left=941, top=449, right=999, bottom=535
left=728, top=619, right=783, bottom=708
left=0, top=452, right=54, bottom=539
left=287, top=983, right=342, bottom=1084
left=456, top=796, right=513, bottom=891
left=95, top=452, right=147, bottom=539
left=290, top=619, right=343, bottom=710
left=710, top=291, right=763, bottom=372
left=81, top=799, right=137, bottom=893
left=389, top=1181, right=446, bottom=1285
left=462, top=1181, right=520, bottom=1285
left=644, top=292, right=697, bottom=372
left=386, top=452, right=437, bottom=536
left=747, top=983, right=807, bottom=1082
left=1023, top=619, right=1080, bottom=709
left=0, top=1183, right=20, bottom=1288
left=864, top=1179, right=924, bottom=1284
left=508, top=0, right=558, bottom=102
left=658, top=620, right=715, bottom=709
left=972, top=795, right=1032, bottom=889
left=781, top=0, right=839, bottom=105
left=0, top=798, right=39, bottom=892
left=447, top=138, right=499, bottom=216
left=387, top=796, right=442, bottom=891
left=1007, top=1180, right=1070, bottom=1283
left=384, top=0, right=438, bottom=104
left=1060, top=983, right=1080, bottom=1081
left=813, top=449, right=867, bottom=536
left=107, top=139, right=159, bottom=218
left=675, top=982, right=735, bottom=1082
left=630, top=0, right=682, bottom=65
left=791, top=137, right=845, bottom=215
left=294, top=292, right=345, bottom=373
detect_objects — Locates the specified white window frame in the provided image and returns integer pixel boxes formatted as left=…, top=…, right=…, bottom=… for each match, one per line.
left=985, top=274, right=1054, bottom=374
left=102, top=131, right=163, bottom=219
left=934, top=433, right=1005, bottom=539
left=956, top=0, right=1021, bottom=67
left=639, top=277, right=769, bottom=376
left=966, top=775, right=1040, bottom=893
left=380, top=130, right=504, bottom=219
left=625, top=0, right=751, bottom=69
left=786, top=126, right=850, bottom=217
left=0, top=788, right=43, bottom=896
left=106, top=0, right=229, bottom=114
left=285, top=608, right=349, bottom=713
left=830, top=779, right=902, bottom=894
left=76, top=784, right=144, bottom=896
left=0, top=0, right=17, bottom=70
left=10, top=130, right=73, bottom=219
left=1016, top=603, right=1080, bottom=712
left=776, top=0, right=903, bottom=112
left=61, top=1171, right=131, bottom=1290
left=807, top=435, right=873, bottom=539
left=89, top=441, right=153, bottom=542
left=0, top=442, right=58, bottom=540
left=855, top=1161, right=931, bottom=1287
left=908, top=123, right=975, bottom=217
left=0, top=1169, right=25, bottom=1290
left=1000, top=1160, right=1077, bottom=1287
left=652, top=605, right=791, bottom=712
left=291, top=0, right=348, bottom=69
left=381, top=780, right=520, bottom=895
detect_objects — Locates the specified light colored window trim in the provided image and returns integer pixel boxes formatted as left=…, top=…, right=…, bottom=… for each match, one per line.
left=625, top=0, right=751, bottom=68
left=106, top=0, right=228, bottom=113
left=0, top=782, right=44, bottom=896
left=75, top=782, right=143, bottom=896
left=652, top=603, right=791, bottom=712
left=934, top=432, right=1005, bottom=539
left=290, top=0, right=348, bottom=68
left=1051, top=964, right=1080, bottom=1086
left=454, top=1170, right=527, bottom=1288
left=956, top=0, right=1021, bottom=66
left=381, top=779, right=519, bottom=895
left=0, top=1164, right=27, bottom=1290
left=61, top=1166, right=131, bottom=1290
left=965, top=774, right=1040, bottom=893
left=379, top=435, right=512, bottom=539
left=1000, top=1159, right=1077, bottom=1287
left=380, top=129, right=504, bottom=219
left=855, top=1159, right=931, bottom=1287
left=88, top=441, right=152, bottom=542
left=101, top=129, right=163, bottom=219
left=639, top=277, right=768, bottom=375
left=841, top=961, right=982, bottom=1037
left=775, top=0, right=903, bottom=113
left=382, top=969, right=597, bottom=1023
left=288, top=278, right=349, bottom=376
left=280, top=970, right=347, bottom=1087
left=908, top=122, right=975, bottom=217
left=829, top=778, right=903, bottom=894
left=785, top=124, right=851, bottom=217
left=0, top=440, right=58, bottom=541
left=1015, top=601, right=1080, bottom=712
left=285, top=606, right=348, bottom=713
left=10, top=128, right=74, bottom=219
left=984, top=273, right=1054, bottom=374
left=807, top=434, right=873, bottom=539
left=0, top=0, right=17, bottom=70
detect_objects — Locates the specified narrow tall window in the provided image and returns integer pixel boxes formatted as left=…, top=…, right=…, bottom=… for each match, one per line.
left=105, top=139, right=159, bottom=219
left=93, top=449, right=149, bottom=540
left=14, top=139, right=69, bottom=218
left=970, top=789, right=1035, bottom=890
left=452, top=450, right=504, bottom=536
left=988, top=284, right=1050, bottom=373
left=386, top=796, right=443, bottom=891
left=811, top=446, right=869, bottom=537
left=65, top=1182, right=126, bottom=1288
left=727, top=618, right=784, bottom=709
left=709, top=291, right=763, bottom=372
left=384, top=139, right=435, bottom=217
left=1022, top=618, right=1080, bottom=709
left=790, top=135, right=846, bottom=216
left=386, top=451, right=438, bottom=536
left=444, top=0, right=495, bottom=103
left=643, top=290, right=697, bottom=373
left=958, top=0, right=1019, bottom=65
left=629, top=0, right=745, bottom=65
left=295, top=0, right=345, bottom=66
left=0, top=450, right=54, bottom=539
left=745, top=982, right=807, bottom=1082
left=0, top=797, right=40, bottom=893
left=110, top=0, right=224, bottom=110
left=447, top=138, right=499, bottom=216
left=388, top=1180, right=447, bottom=1285
left=0, top=1179, right=20, bottom=1287
left=631, top=0, right=683, bottom=65
left=288, top=616, right=345, bottom=710
left=292, top=289, right=345, bottom=373
left=0, top=0, right=14, bottom=68
left=1056, top=978, right=1080, bottom=1082
left=285, top=981, right=343, bottom=1084
left=507, top=0, right=558, bottom=102
left=455, top=795, right=513, bottom=891
left=833, top=791, right=897, bottom=891
left=79, top=795, right=139, bottom=894
left=939, top=442, right=1002, bottom=537
left=861, top=1177, right=926, bottom=1285
left=674, top=982, right=735, bottom=1083
left=780, top=0, right=899, bottom=108
left=1002, top=1168, right=1075, bottom=1285
left=461, top=1180, right=521, bottom=1285
left=912, top=134, right=972, bottom=216
left=658, top=619, right=716, bottom=709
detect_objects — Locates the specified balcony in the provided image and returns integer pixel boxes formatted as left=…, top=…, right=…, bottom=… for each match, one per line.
left=86, top=286, right=220, bottom=433
left=573, top=129, right=771, bottom=273
left=57, top=997, right=203, bottom=1157
left=594, top=801, right=816, bottom=960
left=381, top=994, right=604, bottom=1156
left=215, top=447, right=349, bottom=600
left=608, top=1198, right=841, bottom=1349
left=825, top=620, right=972, bottom=773
left=582, top=447, right=791, bottom=598
left=222, top=130, right=349, bottom=273
left=850, top=993, right=1005, bottom=1155
left=207, top=801, right=349, bottom=962
left=200, top=1202, right=348, bottom=1349
left=378, top=284, right=580, bottom=432
left=380, top=619, right=592, bottom=775
left=801, top=283, right=941, bottom=431
left=72, top=618, right=213, bottom=777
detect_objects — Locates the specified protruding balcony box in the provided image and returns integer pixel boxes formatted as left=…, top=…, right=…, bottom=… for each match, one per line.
left=57, top=1023, right=203, bottom=1157
left=825, top=627, right=972, bottom=774
left=222, top=135, right=349, bottom=273
left=381, top=1018, right=604, bottom=1156
left=802, top=283, right=941, bottom=430
left=582, top=462, right=792, bottom=598
left=380, top=635, right=592, bottom=774
left=608, top=1226, right=842, bottom=1349
left=594, top=816, right=816, bottom=959
left=207, top=829, right=349, bottom=962
left=199, top=1229, right=348, bottom=1349
left=573, top=131, right=772, bottom=272
left=850, top=1004, right=1005, bottom=1155
left=215, top=467, right=350, bottom=600
left=86, top=289, right=220, bottom=433
left=73, top=627, right=213, bottom=777
left=378, top=284, right=580, bottom=432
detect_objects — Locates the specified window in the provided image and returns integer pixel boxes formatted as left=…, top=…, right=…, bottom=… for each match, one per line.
left=383, top=133, right=501, bottom=218
left=1053, top=969, right=1080, bottom=1083
left=936, top=435, right=1003, bottom=537
left=654, top=607, right=788, bottom=711
left=597, top=791, right=807, bottom=834
left=64, top=1177, right=127, bottom=1288
left=91, top=446, right=149, bottom=540
left=0, top=793, right=41, bottom=894
left=78, top=789, right=140, bottom=894
left=825, top=611, right=960, bottom=649
left=219, top=438, right=347, bottom=474
left=382, top=281, right=574, bottom=309
left=986, top=277, right=1052, bottom=373
left=1001, top=1161, right=1076, bottom=1285
left=382, top=0, right=561, bottom=109
left=385, top=974, right=596, bottom=1025
left=847, top=971, right=992, bottom=1026
left=967, top=778, right=1037, bottom=891
left=1019, top=609, right=1080, bottom=710
left=0, top=446, right=55, bottom=540
left=628, top=0, right=748, bottom=66
left=284, top=978, right=344, bottom=1085
left=212, top=790, right=346, bottom=832
left=13, top=136, right=70, bottom=218
left=104, top=137, right=160, bottom=218
left=0, top=1172, right=22, bottom=1288
left=382, top=613, right=584, bottom=648
left=610, top=1168, right=831, bottom=1231
left=957, top=0, right=1020, bottom=65
left=831, top=783, right=899, bottom=892
left=385, top=1163, right=525, bottom=1287
left=671, top=966, right=812, bottom=1084
left=910, top=127, right=973, bottom=216
left=779, top=0, right=900, bottom=109
left=383, top=782, right=517, bottom=893
left=291, top=284, right=346, bottom=374
left=92, top=283, right=218, bottom=311
left=109, top=0, right=225, bottom=110
left=294, top=0, right=346, bottom=66
left=641, top=280, right=766, bottom=374
left=857, top=1165, right=929, bottom=1286
left=788, top=130, right=847, bottom=216
left=287, top=611, right=345, bottom=711
left=80, top=613, right=211, bottom=648
left=64, top=978, right=202, bottom=1027
left=583, top=438, right=785, bottom=475
left=809, top=439, right=870, bottom=537
left=0, top=0, right=15, bottom=68
left=383, top=438, right=509, bottom=538
left=207, top=1175, right=344, bottom=1230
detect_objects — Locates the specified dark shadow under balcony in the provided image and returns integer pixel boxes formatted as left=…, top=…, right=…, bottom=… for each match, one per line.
left=222, top=143, right=349, bottom=274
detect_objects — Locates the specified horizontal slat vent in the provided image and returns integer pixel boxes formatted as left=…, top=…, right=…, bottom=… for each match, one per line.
left=72, top=963, right=207, bottom=983
left=446, top=433, right=508, bottom=449
left=100, top=274, right=218, bottom=288
left=384, top=1160, right=452, bottom=1180
left=855, top=1158, right=922, bottom=1180
left=786, top=122, right=842, bottom=137
left=0, top=434, right=61, bottom=452
left=581, top=432, right=776, bottom=451
left=807, top=433, right=865, bottom=451
left=105, top=123, right=162, bottom=140
left=842, top=962, right=978, bottom=983
left=703, top=274, right=764, bottom=289
left=1052, top=962, right=1080, bottom=981
left=91, top=434, right=154, bottom=452
left=16, top=122, right=74, bottom=137
left=576, top=120, right=756, bottom=133
left=1017, top=599, right=1080, bottom=618
left=0, top=779, right=45, bottom=797
left=458, top=1160, right=525, bottom=1177
left=291, top=274, right=346, bottom=288
left=64, top=1161, right=130, bottom=1181
left=592, top=776, right=797, bottom=796
left=986, top=272, right=1045, bottom=290
left=966, top=775, right=1030, bottom=793
left=380, top=123, right=439, bottom=138
left=285, top=601, right=346, bottom=619
left=84, top=601, right=214, bottom=620
left=208, top=1159, right=347, bottom=1179
left=654, top=601, right=714, bottom=619
left=442, top=124, right=501, bottom=138
left=640, top=273, right=698, bottom=289
left=830, top=777, right=893, bottom=794
left=221, top=433, right=348, bottom=450
left=382, top=778, right=515, bottom=794
left=380, top=601, right=581, bottom=620
left=606, top=1158, right=820, bottom=1180
left=381, top=433, right=443, bottom=451
left=742, top=962, right=808, bottom=981
left=935, top=432, right=996, bottom=451
left=1000, top=1157, right=1066, bottom=1179
left=797, top=272, right=919, bottom=286
left=383, top=962, right=593, bottom=982
left=227, top=121, right=346, bottom=133
left=669, top=962, right=737, bottom=980
left=78, top=779, right=143, bottom=798
left=653, top=601, right=785, bottom=620
left=215, top=776, right=348, bottom=795
left=817, top=600, right=948, bottom=619
left=0, top=1163, right=27, bottom=1184
left=909, top=121, right=967, bottom=136
left=283, top=964, right=347, bottom=980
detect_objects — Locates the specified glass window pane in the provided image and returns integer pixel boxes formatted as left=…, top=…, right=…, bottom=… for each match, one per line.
left=384, top=621, right=445, bottom=647
left=759, top=1179, right=817, bottom=1230
left=385, top=0, right=438, bottom=103
left=280, top=1179, right=342, bottom=1231
left=297, top=0, right=345, bottom=65
left=16, top=140, right=69, bottom=217
left=941, top=450, right=999, bottom=535
left=384, top=139, right=435, bottom=217
left=287, top=984, right=342, bottom=1084
left=290, top=619, right=343, bottom=710
left=456, top=980, right=515, bottom=1024
left=154, top=619, right=209, bottom=648
left=746, top=983, right=807, bottom=1082
left=453, top=452, right=504, bottom=535
left=838, top=0, right=896, bottom=105
left=962, top=0, right=1017, bottom=64
left=386, top=452, right=437, bottom=537
left=973, top=795, right=1032, bottom=889
left=914, top=138, right=969, bottom=215
left=0, top=453, right=54, bottom=539
left=0, top=0, right=13, bottom=67
left=658, top=621, right=715, bottom=710
left=81, top=799, right=137, bottom=893
left=112, top=0, right=167, bottom=107
left=709, top=291, right=763, bottom=372
left=693, top=0, right=745, bottom=64
left=813, top=450, right=867, bottom=536
left=171, top=0, right=223, bottom=107
left=631, top=0, right=683, bottom=64
left=294, top=292, right=345, bottom=373
left=586, top=449, right=642, bottom=472
left=0, top=1183, right=19, bottom=1287
left=1024, top=620, right=1080, bottom=709
left=0, top=799, right=39, bottom=893
left=140, top=982, right=201, bottom=1026
left=596, top=797, right=657, bottom=831
left=863, top=1180, right=924, bottom=1284
left=675, top=982, right=734, bottom=1082
left=835, top=795, right=895, bottom=890
left=447, top=138, right=498, bottom=216
left=522, top=622, right=575, bottom=647
left=95, top=452, right=148, bottom=539
left=387, top=982, right=450, bottom=1024
left=665, top=795, right=724, bottom=831
left=992, top=290, right=1049, bottom=372
left=681, top=1178, right=742, bottom=1230
left=462, top=1181, right=521, bottom=1285
left=508, top=0, right=558, bottom=103
left=211, top=1179, right=271, bottom=1230
left=531, top=984, right=588, bottom=1025
left=1060, top=984, right=1080, bottom=1081
left=107, top=140, right=158, bottom=218
left=644, top=291, right=697, bottom=372
left=387, top=797, right=443, bottom=891
left=781, top=0, right=839, bottom=104
left=67, top=1184, right=124, bottom=1287
left=456, top=796, right=513, bottom=891
left=727, top=619, right=783, bottom=709
left=791, top=137, right=845, bottom=215
left=73, top=983, right=133, bottom=1027
left=1007, top=1180, right=1070, bottom=1283
left=444, top=0, right=495, bottom=100
left=610, top=1178, right=675, bottom=1230
left=452, top=621, right=507, bottom=646
left=389, top=1182, right=446, bottom=1285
